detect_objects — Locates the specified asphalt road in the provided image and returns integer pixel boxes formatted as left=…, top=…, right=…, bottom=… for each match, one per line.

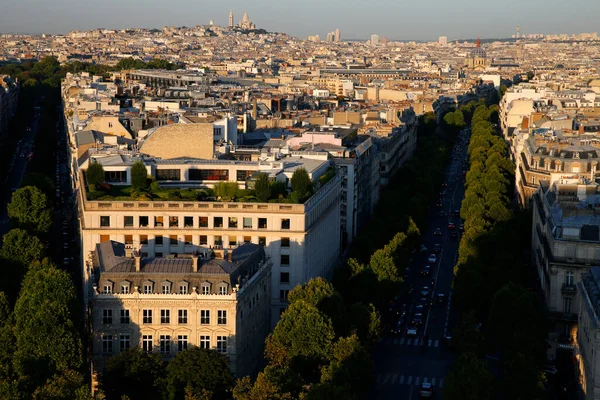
left=368, top=128, right=470, bottom=399
left=0, top=116, right=39, bottom=236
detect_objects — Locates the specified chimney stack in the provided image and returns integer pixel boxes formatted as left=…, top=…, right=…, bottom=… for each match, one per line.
left=227, top=252, right=233, bottom=262
left=134, top=253, right=141, bottom=272
left=192, top=254, right=199, bottom=272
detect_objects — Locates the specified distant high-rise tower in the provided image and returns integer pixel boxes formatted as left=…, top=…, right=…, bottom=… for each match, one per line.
left=370, top=34, right=380, bottom=45
left=334, top=29, right=340, bottom=42
left=516, top=25, right=521, bottom=38
left=438, top=36, right=448, bottom=45
left=229, top=10, right=234, bottom=27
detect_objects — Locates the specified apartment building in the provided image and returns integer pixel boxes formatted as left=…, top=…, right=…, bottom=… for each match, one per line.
left=79, top=156, right=341, bottom=327
left=578, top=267, right=600, bottom=399
left=532, top=181, right=600, bottom=338
left=0, top=75, right=19, bottom=137
left=514, top=130, right=600, bottom=208
left=90, top=241, right=271, bottom=379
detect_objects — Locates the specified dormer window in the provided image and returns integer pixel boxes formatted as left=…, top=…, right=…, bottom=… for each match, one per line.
left=573, top=152, right=580, bottom=159
left=219, top=283, right=228, bottom=295
left=143, top=281, right=154, bottom=294
left=103, top=282, right=113, bottom=294
left=178, top=281, right=189, bottom=295
left=161, top=281, right=172, bottom=294
left=120, top=282, right=130, bottom=294
left=201, top=282, right=211, bottom=295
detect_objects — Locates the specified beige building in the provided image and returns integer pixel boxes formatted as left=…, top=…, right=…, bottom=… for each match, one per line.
left=85, top=116, right=133, bottom=139
left=532, top=181, right=600, bottom=340
left=577, top=267, right=600, bottom=399
left=139, top=123, right=215, bottom=160
left=90, top=241, right=271, bottom=380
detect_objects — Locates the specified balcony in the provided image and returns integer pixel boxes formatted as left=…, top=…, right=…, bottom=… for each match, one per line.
left=561, top=283, right=577, bottom=295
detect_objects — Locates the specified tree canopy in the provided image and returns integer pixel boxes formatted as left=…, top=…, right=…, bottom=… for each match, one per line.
left=86, top=162, right=105, bottom=187
left=130, top=161, right=149, bottom=190
left=290, top=168, right=313, bottom=202
left=7, top=186, right=52, bottom=236
left=254, top=173, right=271, bottom=202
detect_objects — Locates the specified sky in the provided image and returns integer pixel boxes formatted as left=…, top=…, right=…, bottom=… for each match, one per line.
left=2, top=0, right=599, bottom=41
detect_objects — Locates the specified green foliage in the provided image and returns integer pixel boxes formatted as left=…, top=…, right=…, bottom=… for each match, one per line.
left=101, top=348, right=166, bottom=400
left=0, top=292, right=15, bottom=380
left=32, top=370, right=91, bottom=400
left=319, top=335, right=372, bottom=393
left=166, top=347, right=235, bottom=400
left=114, top=58, right=147, bottom=71
left=7, top=186, right=52, bottom=236
left=130, top=161, right=149, bottom=190
left=443, top=352, right=493, bottom=400
left=86, top=162, right=105, bottom=186
left=13, top=260, right=82, bottom=390
left=254, top=174, right=271, bottom=202
left=21, top=173, right=55, bottom=200
left=0, top=228, right=43, bottom=267
left=213, top=182, right=239, bottom=201
left=290, top=168, right=313, bottom=201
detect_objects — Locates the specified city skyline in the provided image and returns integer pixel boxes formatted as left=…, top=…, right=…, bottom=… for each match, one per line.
left=1, top=0, right=599, bottom=41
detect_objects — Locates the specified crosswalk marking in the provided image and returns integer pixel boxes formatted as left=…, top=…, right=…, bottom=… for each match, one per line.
left=400, top=338, right=405, bottom=345
left=431, top=378, right=436, bottom=386
left=428, top=339, right=432, bottom=346
left=383, top=374, right=391, bottom=384
left=376, top=374, right=445, bottom=388
left=434, top=340, right=439, bottom=347
left=407, top=376, right=413, bottom=385
left=393, top=338, right=398, bottom=345
left=423, top=377, right=428, bottom=383
left=376, top=374, right=381, bottom=384
left=399, top=375, right=405, bottom=384
left=440, top=379, right=444, bottom=388
left=415, top=377, right=421, bottom=385
left=391, top=374, right=397, bottom=383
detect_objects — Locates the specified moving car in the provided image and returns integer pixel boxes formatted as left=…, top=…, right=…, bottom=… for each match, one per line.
left=411, top=313, right=423, bottom=326
left=437, top=293, right=446, bottom=303
left=406, top=326, right=418, bottom=336
left=420, top=286, right=430, bottom=297
left=428, top=254, right=437, bottom=264
left=421, top=265, right=431, bottom=276
left=419, top=382, right=433, bottom=398
left=433, top=244, right=441, bottom=253
left=447, top=223, right=455, bottom=230
left=434, top=228, right=442, bottom=236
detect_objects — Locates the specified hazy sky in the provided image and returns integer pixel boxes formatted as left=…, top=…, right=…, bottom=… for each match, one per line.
left=2, top=0, right=599, bottom=41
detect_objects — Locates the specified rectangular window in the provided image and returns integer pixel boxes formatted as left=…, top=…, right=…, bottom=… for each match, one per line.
left=281, top=254, right=290, bottom=266
left=184, top=216, right=193, bottom=227
left=119, top=334, right=130, bottom=352
left=258, top=218, right=267, bottom=229
left=200, top=310, right=210, bottom=324
left=160, top=335, right=171, bottom=354
left=178, top=335, right=188, bottom=352
left=140, top=216, right=149, bottom=227
left=236, top=170, right=254, bottom=182
left=143, top=284, right=153, bottom=294
left=200, top=335, right=210, bottom=349
left=217, top=310, right=227, bottom=325
left=120, top=284, right=130, bottom=294
left=125, top=235, right=133, bottom=245
left=154, top=216, right=164, bottom=227
left=199, top=217, right=208, bottom=228
left=280, top=272, right=290, bottom=284
left=124, top=216, right=134, bottom=227
left=243, top=236, right=251, bottom=243
left=155, top=236, right=163, bottom=245
left=178, top=309, right=188, bottom=324
left=201, top=285, right=210, bottom=295
left=170, top=235, right=178, bottom=245
left=162, top=283, right=171, bottom=294
left=280, top=290, right=289, bottom=301
left=214, top=236, right=223, bottom=246
left=103, top=284, right=113, bottom=294
left=100, top=216, right=110, bottom=227
left=169, top=216, right=179, bottom=228
left=179, top=284, right=188, bottom=294
left=281, top=218, right=290, bottom=230
left=258, top=237, right=266, bottom=246
left=120, top=309, right=130, bottom=324
left=142, top=335, right=153, bottom=352
left=184, top=235, right=193, bottom=245
left=143, top=309, right=153, bottom=324
left=140, top=235, right=148, bottom=245
left=229, top=236, right=237, bottom=246
left=103, top=309, right=113, bottom=324
left=228, top=217, right=238, bottom=228
left=156, top=169, right=181, bottom=181
left=219, top=285, right=228, bottom=295
left=243, top=217, right=252, bottom=229
left=161, top=309, right=170, bottom=324
left=199, top=235, right=208, bottom=245
left=100, top=235, right=110, bottom=243
left=281, top=237, right=290, bottom=247
left=214, top=217, right=223, bottom=228
left=102, top=335, right=113, bottom=354
left=188, top=169, right=229, bottom=181
left=216, top=336, right=227, bottom=353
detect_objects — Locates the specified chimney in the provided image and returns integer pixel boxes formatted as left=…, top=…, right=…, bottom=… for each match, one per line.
left=252, top=98, right=258, bottom=120
left=134, top=253, right=141, bottom=272
left=228, top=252, right=233, bottom=262
left=192, top=254, right=199, bottom=272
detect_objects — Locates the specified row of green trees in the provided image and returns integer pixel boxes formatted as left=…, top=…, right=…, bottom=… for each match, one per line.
left=230, top=113, right=460, bottom=399
left=445, top=102, right=548, bottom=399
